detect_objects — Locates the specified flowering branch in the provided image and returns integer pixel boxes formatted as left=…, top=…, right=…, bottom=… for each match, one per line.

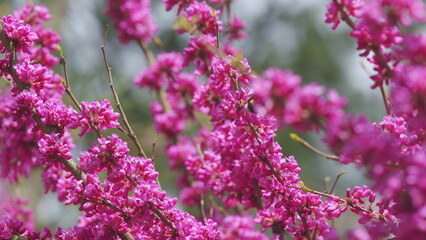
left=330, top=0, right=392, bottom=114
left=2, top=1, right=426, bottom=239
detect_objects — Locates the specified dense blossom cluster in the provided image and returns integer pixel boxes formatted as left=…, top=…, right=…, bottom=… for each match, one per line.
left=323, top=0, right=426, bottom=238
left=1, top=0, right=426, bottom=239
left=0, top=3, right=218, bottom=239
left=105, top=0, right=157, bottom=44
left=252, top=68, right=347, bottom=132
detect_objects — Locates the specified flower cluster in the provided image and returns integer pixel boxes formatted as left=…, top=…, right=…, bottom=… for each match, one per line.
left=0, top=15, right=38, bottom=54
left=71, top=99, right=120, bottom=137
left=252, top=68, right=347, bottom=132
left=13, top=4, right=61, bottom=67
left=134, top=52, right=184, bottom=90
left=1, top=2, right=221, bottom=239
left=105, top=0, right=157, bottom=44
left=322, top=1, right=426, bottom=238
left=326, top=0, right=426, bottom=89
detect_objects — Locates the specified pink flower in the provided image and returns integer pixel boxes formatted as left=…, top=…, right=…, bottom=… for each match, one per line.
left=70, top=99, right=120, bottom=137
left=183, top=35, right=217, bottom=75
left=179, top=2, right=222, bottom=36
left=391, top=66, right=426, bottom=133
left=1, top=197, right=34, bottom=231
left=13, top=4, right=51, bottom=26
left=0, top=217, right=26, bottom=239
left=79, top=133, right=130, bottom=174
left=38, top=133, right=73, bottom=164
left=134, top=52, right=184, bottom=90
left=150, top=101, right=186, bottom=136
left=283, top=83, right=346, bottom=132
left=226, top=16, right=247, bottom=40
left=0, top=15, right=38, bottom=54
left=219, top=214, right=268, bottom=240
left=208, top=56, right=251, bottom=95
left=163, top=0, right=195, bottom=13
left=325, top=0, right=364, bottom=29
left=105, top=0, right=157, bottom=44
left=399, top=34, right=426, bottom=65
left=380, top=0, right=426, bottom=27
left=14, top=60, right=54, bottom=93
left=252, top=68, right=301, bottom=118
left=22, top=27, right=61, bottom=67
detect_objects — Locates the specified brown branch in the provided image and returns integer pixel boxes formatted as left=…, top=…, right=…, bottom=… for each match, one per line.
left=200, top=193, right=207, bottom=223
left=59, top=53, right=103, bottom=138
left=86, top=199, right=130, bottom=220
left=60, top=57, right=80, bottom=112
left=330, top=170, right=347, bottom=194
left=148, top=202, right=178, bottom=237
left=101, top=25, right=147, bottom=159
left=379, top=84, right=391, bottom=115
left=101, top=46, right=148, bottom=159
left=151, top=131, right=159, bottom=160
left=137, top=40, right=155, bottom=66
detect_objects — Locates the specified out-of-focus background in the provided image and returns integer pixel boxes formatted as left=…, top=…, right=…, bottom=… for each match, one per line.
left=0, top=0, right=384, bottom=237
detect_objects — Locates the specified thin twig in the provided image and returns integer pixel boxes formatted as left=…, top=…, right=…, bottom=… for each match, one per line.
left=58, top=45, right=103, bottom=138
left=137, top=39, right=155, bottom=66
left=379, top=84, right=391, bottom=115
left=332, top=0, right=356, bottom=29
left=101, top=25, right=147, bottom=159
left=57, top=45, right=80, bottom=110
left=136, top=39, right=173, bottom=114
left=323, top=176, right=331, bottom=193
left=209, top=194, right=228, bottom=216
left=86, top=199, right=130, bottom=219
left=117, top=126, right=127, bottom=133
left=156, top=88, right=172, bottom=112
left=200, top=193, right=207, bottom=223
left=212, top=9, right=221, bottom=50
left=290, top=133, right=340, bottom=161
left=60, top=63, right=81, bottom=110
left=148, top=203, right=178, bottom=236
left=100, top=39, right=167, bottom=225
left=226, top=0, right=231, bottom=20
left=151, top=131, right=159, bottom=160
left=290, top=184, right=386, bottom=221
left=330, top=170, right=347, bottom=194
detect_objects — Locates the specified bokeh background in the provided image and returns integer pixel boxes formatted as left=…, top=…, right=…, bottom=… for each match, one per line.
left=0, top=0, right=385, bottom=238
